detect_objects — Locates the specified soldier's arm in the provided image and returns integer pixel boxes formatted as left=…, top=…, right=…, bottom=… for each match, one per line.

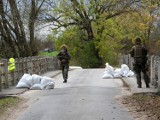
left=129, top=46, right=135, bottom=57
left=57, top=52, right=65, bottom=60
left=67, top=52, right=71, bottom=60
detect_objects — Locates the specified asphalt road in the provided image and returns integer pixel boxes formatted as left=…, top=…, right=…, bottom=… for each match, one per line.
left=17, top=69, right=133, bottom=120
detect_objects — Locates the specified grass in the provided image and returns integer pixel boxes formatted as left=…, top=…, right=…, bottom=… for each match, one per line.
left=38, top=51, right=59, bottom=57
left=0, top=96, right=20, bottom=117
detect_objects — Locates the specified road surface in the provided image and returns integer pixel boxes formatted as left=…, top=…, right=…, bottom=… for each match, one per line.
left=17, top=68, right=133, bottom=120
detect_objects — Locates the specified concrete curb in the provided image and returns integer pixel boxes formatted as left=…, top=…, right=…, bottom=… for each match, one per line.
left=120, top=78, right=131, bottom=90
left=121, top=77, right=158, bottom=94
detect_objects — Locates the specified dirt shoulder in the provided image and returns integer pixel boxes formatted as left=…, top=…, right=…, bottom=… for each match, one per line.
left=117, top=91, right=160, bottom=120
left=0, top=96, right=28, bottom=120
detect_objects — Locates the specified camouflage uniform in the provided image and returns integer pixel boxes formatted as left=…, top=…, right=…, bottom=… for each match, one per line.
left=57, top=46, right=71, bottom=83
left=129, top=37, right=150, bottom=88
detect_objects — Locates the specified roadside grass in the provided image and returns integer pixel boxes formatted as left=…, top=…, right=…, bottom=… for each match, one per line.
left=121, top=93, right=160, bottom=120
left=38, top=51, right=58, bottom=57
left=0, top=96, right=20, bottom=117
left=39, top=51, right=81, bottom=67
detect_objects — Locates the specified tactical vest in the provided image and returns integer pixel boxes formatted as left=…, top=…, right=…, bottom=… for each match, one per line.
left=134, top=45, right=143, bottom=58
left=133, top=45, right=146, bottom=65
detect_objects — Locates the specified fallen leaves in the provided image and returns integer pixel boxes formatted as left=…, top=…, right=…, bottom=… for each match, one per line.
left=119, top=92, right=160, bottom=120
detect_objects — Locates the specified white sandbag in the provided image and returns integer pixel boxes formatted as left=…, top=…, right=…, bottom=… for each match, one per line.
left=102, top=72, right=113, bottom=79
left=105, top=63, right=114, bottom=72
left=16, top=74, right=55, bottom=90
left=30, top=84, right=42, bottom=90
left=45, top=82, right=54, bottom=89
left=121, top=64, right=130, bottom=77
left=41, top=77, right=53, bottom=85
left=112, top=68, right=122, bottom=77
left=129, top=70, right=134, bottom=76
left=104, top=70, right=113, bottom=75
left=126, top=70, right=134, bottom=77
left=115, top=68, right=122, bottom=74
left=16, top=82, right=30, bottom=88
left=112, top=71, right=122, bottom=78
left=16, top=74, right=33, bottom=88
left=41, top=77, right=55, bottom=90
left=32, top=74, right=43, bottom=84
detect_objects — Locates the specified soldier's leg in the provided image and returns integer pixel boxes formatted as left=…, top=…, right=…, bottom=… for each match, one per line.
left=133, top=64, right=142, bottom=88
left=61, top=65, right=65, bottom=82
left=136, top=72, right=141, bottom=88
left=63, top=64, right=69, bottom=83
left=142, top=66, right=150, bottom=88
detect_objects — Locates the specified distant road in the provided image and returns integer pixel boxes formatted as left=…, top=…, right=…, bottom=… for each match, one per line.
left=17, top=69, right=133, bottom=120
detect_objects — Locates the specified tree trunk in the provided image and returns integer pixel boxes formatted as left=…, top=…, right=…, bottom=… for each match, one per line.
left=0, top=0, right=18, bottom=57
left=29, top=0, right=45, bottom=56
left=8, top=0, right=31, bottom=57
left=29, top=0, right=36, bottom=55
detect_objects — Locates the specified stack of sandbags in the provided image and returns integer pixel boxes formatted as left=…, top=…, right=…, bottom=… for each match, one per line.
left=16, top=74, right=55, bottom=90
left=120, top=64, right=134, bottom=77
left=102, top=63, right=114, bottom=79
left=102, top=63, right=134, bottom=79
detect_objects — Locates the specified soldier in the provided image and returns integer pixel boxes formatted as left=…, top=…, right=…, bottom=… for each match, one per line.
left=129, top=37, right=150, bottom=88
left=57, top=45, right=71, bottom=83
left=8, top=58, right=15, bottom=72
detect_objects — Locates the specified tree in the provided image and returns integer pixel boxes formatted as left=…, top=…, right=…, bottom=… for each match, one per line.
left=0, top=0, right=46, bottom=58
left=46, top=0, right=142, bottom=66
left=29, top=0, right=45, bottom=55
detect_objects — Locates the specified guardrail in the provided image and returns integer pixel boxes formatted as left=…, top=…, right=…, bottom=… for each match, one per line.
left=119, top=54, right=160, bottom=91
left=0, top=56, right=59, bottom=91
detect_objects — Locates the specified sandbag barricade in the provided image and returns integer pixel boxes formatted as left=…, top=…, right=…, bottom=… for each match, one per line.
left=16, top=74, right=55, bottom=90
left=102, top=63, right=134, bottom=79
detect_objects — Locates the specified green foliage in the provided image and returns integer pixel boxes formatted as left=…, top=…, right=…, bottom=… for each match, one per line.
left=49, top=0, right=160, bottom=67
left=38, top=51, right=59, bottom=57
left=94, top=19, right=123, bottom=65
left=74, top=41, right=99, bottom=68
left=54, top=27, right=99, bottom=68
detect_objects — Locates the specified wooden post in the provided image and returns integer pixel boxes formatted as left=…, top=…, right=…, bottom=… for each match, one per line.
left=150, top=55, right=154, bottom=85
left=118, top=54, right=123, bottom=66
left=37, top=58, right=41, bottom=75
left=15, top=58, right=19, bottom=83
left=23, top=57, right=28, bottom=73
left=44, top=57, right=47, bottom=72
left=55, top=58, right=59, bottom=70
left=128, top=54, right=132, bottom=69
left=1, top=59, right=9, bottom=88
left=39, top=58, right=44, bottom=74
left=158, top=58, right=160, bottom=92
left=27, top=57, right=32, bottom=74
left=31, top=57, right=34, bottom=74
left=152, top=56, right=158, bottom=87
left=10, top=72, right=15, bottom=86
left=19, top=58, right=24, bottom=78
left=0, top=63, right=2, bottom=91
left=48, top=57, right=52, bottom=71
left=53, top=57, right=58, bottom=70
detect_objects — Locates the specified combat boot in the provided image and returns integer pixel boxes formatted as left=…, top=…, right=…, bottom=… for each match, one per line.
left=137, top=84, right=142, bottom=88
left=63, top=79, right=67, bottom=83
left=146, top=84, right=150, bottom=88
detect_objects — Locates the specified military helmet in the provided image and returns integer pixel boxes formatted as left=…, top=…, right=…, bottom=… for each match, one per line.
left=135, top=37, right=141, bottom=44
left=60, top=44, right=68, bottom=49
